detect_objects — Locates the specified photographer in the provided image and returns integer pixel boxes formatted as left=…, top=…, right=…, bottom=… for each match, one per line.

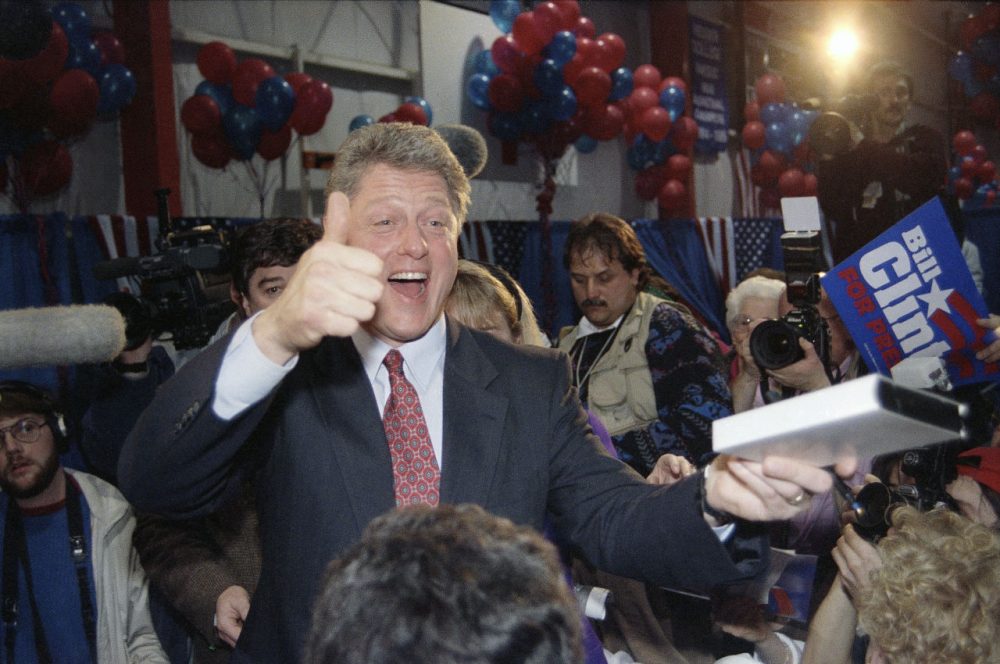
left=814, top=61, right=947, bottom=263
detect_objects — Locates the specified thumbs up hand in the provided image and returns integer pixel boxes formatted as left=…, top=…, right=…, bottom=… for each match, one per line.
left=252, top=192, right=384, bottom=364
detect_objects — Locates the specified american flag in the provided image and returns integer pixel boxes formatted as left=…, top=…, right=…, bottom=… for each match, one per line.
left=694, top=216, right=783, bottom=295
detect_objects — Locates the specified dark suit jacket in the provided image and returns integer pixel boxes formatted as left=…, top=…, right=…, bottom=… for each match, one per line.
left=119, top=319, right=766, bottom=663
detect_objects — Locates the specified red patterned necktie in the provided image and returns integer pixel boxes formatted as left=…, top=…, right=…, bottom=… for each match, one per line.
left=382, top=349, right=441, bottom=506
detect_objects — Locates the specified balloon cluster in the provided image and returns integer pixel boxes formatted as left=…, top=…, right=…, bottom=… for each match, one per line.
left=0, top=2, right=136, bottom=204
left=181, top=41, right=333, bottom=170
left=624, top=65, right=700, bottom=213
left=949, top=129, right=998, bottom=206
left=467, top=0, right=632, bottom=160
left=948, top=5, right=1000, bottom=127
left=739, top=72, right=820, bottom=209
left=348, top=96, right=433, bottom=132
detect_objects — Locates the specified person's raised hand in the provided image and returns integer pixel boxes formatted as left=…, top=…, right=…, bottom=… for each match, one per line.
left=767, top=338, right=831, bottom=392
left=831, top=524, right=881, bottom=599
left=975, top=314, right=1000, bottom=364
left=252, top=192, right=384, bottom=364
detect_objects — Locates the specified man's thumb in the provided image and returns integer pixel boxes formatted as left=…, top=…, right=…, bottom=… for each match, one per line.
left=322, top=191, right=351, bottom=243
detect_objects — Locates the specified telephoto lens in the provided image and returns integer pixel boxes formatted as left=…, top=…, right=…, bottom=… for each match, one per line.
left=749, top=319, right=805, bottom=370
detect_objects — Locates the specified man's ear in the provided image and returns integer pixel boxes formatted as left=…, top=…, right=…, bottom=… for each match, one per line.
left=230, top=282, right=251, bottom=319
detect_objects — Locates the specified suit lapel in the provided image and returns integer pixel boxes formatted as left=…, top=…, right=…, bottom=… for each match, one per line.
left=440, top=321, right=508, bottom=505
left=307, top=337, right=396, bottom=533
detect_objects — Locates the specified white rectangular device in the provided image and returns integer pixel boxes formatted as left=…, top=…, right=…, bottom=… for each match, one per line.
left=712, top=374, right=968, bottom=465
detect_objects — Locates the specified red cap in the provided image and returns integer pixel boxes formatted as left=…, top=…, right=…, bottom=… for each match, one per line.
left=957, top=447, right=1000, bottom=496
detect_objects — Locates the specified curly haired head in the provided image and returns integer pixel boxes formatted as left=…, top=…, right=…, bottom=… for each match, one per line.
left=857, top=506, right=1000, bottom=664
left=303, top=504, right=581, bottom=664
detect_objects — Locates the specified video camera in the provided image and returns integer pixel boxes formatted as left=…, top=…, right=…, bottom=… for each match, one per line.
left=749, top=230, right=830, bottom=372
left=93, top=189, right=236, bottom=350
left=807, top=94, right=879, bottom=160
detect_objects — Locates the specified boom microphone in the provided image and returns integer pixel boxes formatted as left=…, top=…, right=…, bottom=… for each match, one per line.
left=0, top=305, right=126, bottom=368
left=435, top=124, right=488, bottom=179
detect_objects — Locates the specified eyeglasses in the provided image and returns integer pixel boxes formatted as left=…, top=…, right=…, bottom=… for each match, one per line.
left=734, top=315, right=771, bottom=328
left=0, top=419, right=49, bottom=444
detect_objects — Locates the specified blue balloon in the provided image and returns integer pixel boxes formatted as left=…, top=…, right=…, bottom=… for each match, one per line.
left=195, top=81, right=235, bottom=115
left=949, top=51, right=974, bottom=84
left=653, top=137, right=676, bottom=164
left=404, top=96, right=433, bottom=125
left=520, top=100, right=550, bottom=135
left=765, top=120, right=791, bottom=154
left=67, top=39, right=102, bottom=77
left=547, top=85, right=577, bottom=121
left=759, top=102, right=787, bottom=125
left=255, top=76, right=295, bottom=131
left=473, top=50, right=500, bottom=79
left=544, top=31, right=576, bottom=67
left=489, top=111, right=522, bottom=142
left=788, top=109, right=811, bottom=146
left=575, top=135, right=598, bottom=154
left=223, top=105, right=262, bottom=160
left=466, top=73, right=492, bottom=111
left=948, top=165, right=961, bottom=183
left=965, top=78, right=986, bottom=99
left=628, top=135, right=657, bottom=170
left=973, top=34, right=1000, bottom=67
left=609, top=67, right=634, bottom=102
left=96, top=64, right=136, bottom=114
left=51, top=2, right=90, bottom=40
left=659, top=85, right=686, bottom=122
left=534, top=59, right=564, bottom=97
left=489, top=0, right=520, bottom=34
left=349, top=114, right=375, bottom=132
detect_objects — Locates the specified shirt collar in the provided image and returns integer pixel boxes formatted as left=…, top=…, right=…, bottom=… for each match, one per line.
left=352, top=315, right=448, bottom=391
left=576, top=313, right=625, bottom=339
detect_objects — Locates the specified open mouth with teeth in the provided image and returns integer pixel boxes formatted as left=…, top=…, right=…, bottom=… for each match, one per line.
left=388, top=271, right=428, bottom=298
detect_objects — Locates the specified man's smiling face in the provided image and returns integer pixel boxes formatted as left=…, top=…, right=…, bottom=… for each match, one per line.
left=346, top=163, right=459, bottom=346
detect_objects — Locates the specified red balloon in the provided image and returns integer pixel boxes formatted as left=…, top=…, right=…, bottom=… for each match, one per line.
left=972, top=144, right=989, bottom=164
left=257, top=124, right=293, bottom=160
left=988, top=190, right=998, bottom=206
left=562, top=52, right=586, bottom=86
left=667, top=154, right=691, bottom=180
left=970, top=92, right=1000, bottom=123
left=394, top=102, right=428, bottom=126
left=284, top=72, right=312, bottom=95
left=974, top=60, right=997, bottom=83
left=955, top=176, right=974, bottom=200
left=659, top=76, right=687, bottom=95
left=657, top=178, right=686, bottom=211
left=984, top=3, right=1000, bottom=31
left=290, top=79, right=333, bottom=135
left=802, top=172, right=818, bottom=196
left=627, top=86, right=659, bottom=119
left=232, top=58, right=276, bottom=106
left=198, top=41, right=238, bottom=85
left=758, top=150, right=785, bottom=180
left=181, top=95, right=222, bottom=135
left=488, top=74, right=525, bottom=113
left=192, top=131, right=231, bottom=169
left=92, top=30, right=125, bottom=66
left=759, top=187, right=781, bottom=210
left=575, top=37, right=598, bottom=68
left=21, top=140, right=72, bottom=197
left=574, top=16, right=596, bottom=39
left=584, top=103, right=625, bottom=141
left=512, top=12, right=546, bottom=56
left=750, top=163, right=771, bottom=187
left=635, top=165, right=668, bottom=201
left=553, top=0, right=581, bottom=31
left=953, top=130, right=977, bottom=156
left=8, top=81, right=49, bottom=132
left=961, top=157, right=978, bottom=179
left=671, top=116, right=698, bottom=152
left=979, top=160, right=997, bottom=183
left=744, top=101, right=760, bottom=122
left=742, top=120, right=766, bottom=149
left=378, top=113, right=397, bottom=123
left=594, top=33, right=626, bottom=73
left=755, top=72, right=785, bottom=105
left=572, top=66, right=612, bottom=108
left=48, top=69, right=99, bottom=138
left=960, top=15, right=989, bottom=50
left=640, top=106, right=671, bottom=142
left=533, top=2, right=563, bottom=43
left=516, top=53, right=543, bottom=99
left=0, top=60, right=27, bottom=110
left=22, top=21, right=68, bottom=85
left=778, top=168, right=806, bottom=197
left=491, top=36, right=524, bottom=75
left=633, top=65, right=661, bottom=91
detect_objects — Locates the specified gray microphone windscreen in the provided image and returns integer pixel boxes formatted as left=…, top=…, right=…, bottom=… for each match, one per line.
left=435, top=124, right=488, bottom=179
left=0, top=305, right=126, bottom=368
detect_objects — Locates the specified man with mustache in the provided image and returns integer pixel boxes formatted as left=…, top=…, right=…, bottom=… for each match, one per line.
left=559, top=212, right=732, bottom=475
left=0, top=381, right=167, bottom=663
left=816, top=61, right=947, bottom=263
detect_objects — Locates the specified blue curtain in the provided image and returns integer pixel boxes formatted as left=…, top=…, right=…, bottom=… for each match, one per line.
left=518, top=220, right=579, bottom=339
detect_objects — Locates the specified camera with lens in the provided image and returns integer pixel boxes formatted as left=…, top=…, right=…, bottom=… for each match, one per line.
left=94, top=189, right=235, bottom=350
left=807, top=94, right=878, bottom=160
left=851, top=442, right=964, bottom=542
left=749, top=231, right=830, bottom=372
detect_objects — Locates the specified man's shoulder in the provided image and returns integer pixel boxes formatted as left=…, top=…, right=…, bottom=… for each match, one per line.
left=67, top=468, right=132, bottom=520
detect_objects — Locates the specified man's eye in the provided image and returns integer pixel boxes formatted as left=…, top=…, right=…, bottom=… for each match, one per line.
left=18, top=421, right=38, bottom=435
left=266, top=286, right=283, bottom=296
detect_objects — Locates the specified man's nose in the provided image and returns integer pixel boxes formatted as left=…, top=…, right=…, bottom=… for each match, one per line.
left=1, top=431, right=23, bottom=452
left=398, top=222, right=428, bottom=257
left=585, top=279, right=600, bottom=300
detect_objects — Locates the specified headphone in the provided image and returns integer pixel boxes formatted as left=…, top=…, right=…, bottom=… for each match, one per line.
left=0, top=381, right=69, bottom=453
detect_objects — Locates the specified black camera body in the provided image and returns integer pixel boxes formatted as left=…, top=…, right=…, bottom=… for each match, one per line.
left=94, top=190, right=235, bottom=350
left=749, top=231, right=830, bottom=371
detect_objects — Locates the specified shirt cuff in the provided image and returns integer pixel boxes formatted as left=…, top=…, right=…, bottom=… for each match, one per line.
left=212, top=313, right=298, bottom=420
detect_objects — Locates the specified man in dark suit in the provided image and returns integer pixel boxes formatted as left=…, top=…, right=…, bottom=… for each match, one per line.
left=118, top=122, right=852, bottom=663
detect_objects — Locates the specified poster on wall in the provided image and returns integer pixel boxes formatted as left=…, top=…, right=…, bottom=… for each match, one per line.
left=688, top=15, right=728, bottom=155
left=821, top=198, right=999, bottom=387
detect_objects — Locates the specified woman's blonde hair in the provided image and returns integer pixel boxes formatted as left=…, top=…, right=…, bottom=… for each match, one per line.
left=447, top=260, right=549, bottom=347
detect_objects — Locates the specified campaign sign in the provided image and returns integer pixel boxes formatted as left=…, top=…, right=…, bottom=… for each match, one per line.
left=821, top=197, right=999, bottom=386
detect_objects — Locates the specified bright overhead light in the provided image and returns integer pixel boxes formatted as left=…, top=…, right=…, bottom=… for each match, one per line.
left=827, top=28, right=859, bottom=60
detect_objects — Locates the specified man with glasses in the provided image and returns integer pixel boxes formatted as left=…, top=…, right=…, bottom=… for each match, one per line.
left=0, top=381, right=167, bottom=663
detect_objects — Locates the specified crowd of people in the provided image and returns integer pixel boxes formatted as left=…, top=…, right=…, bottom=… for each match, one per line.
left=2, top=59, right=1000, bottom=664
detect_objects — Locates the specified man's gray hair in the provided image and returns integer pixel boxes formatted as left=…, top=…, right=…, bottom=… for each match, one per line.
left=325, top=122, right=471, bottom=225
